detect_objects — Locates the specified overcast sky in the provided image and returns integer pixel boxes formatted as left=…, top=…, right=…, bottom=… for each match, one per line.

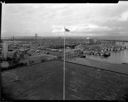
left=2, top=2, right=128, bottom=37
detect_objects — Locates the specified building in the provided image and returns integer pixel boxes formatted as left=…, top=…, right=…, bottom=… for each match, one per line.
left=65, top=49, right=84, bottom=59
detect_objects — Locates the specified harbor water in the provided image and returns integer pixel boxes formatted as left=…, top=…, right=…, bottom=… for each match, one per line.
left=86, top=49, right=128, bottom=64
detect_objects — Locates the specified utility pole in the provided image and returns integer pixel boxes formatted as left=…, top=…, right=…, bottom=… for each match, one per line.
left=35, top=33, right=38, bottom=42
left=0, top=2, right=2, bottom=43
left=12, top=35, right=14, bottom=45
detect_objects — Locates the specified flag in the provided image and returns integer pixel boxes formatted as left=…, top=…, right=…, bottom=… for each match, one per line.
left=64, top=27, right=70, bottom=32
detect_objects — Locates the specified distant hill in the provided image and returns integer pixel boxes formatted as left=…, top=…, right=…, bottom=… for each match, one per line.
left=1, top=32, right=128, bottom=41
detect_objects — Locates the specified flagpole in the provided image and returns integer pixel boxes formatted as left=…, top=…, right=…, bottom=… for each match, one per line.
left=63, top=27, right=66, bottom=100
left=63, top=27, right=70, bottom=100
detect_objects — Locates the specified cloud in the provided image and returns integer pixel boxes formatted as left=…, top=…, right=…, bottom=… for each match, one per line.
left=52, top=24, right=111, bottom=33
left=118, top=10, right=128, bottom=21
left=52, top=25, right=65, bottom=32
left=2, top=2, right=128, bottom=37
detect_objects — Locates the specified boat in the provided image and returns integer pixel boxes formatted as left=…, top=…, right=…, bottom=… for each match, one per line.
left=80, top=55, right=86, bottom=58
left=103, top=52, right=111, bottom=58
left=122, top=63, right=128, bottom=64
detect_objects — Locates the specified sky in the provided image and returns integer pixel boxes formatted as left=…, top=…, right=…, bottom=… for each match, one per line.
left=2, top=2, right=128, bottom=38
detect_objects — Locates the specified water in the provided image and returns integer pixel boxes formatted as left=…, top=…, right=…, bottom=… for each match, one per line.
left=86, top=50, right=128, bottom=64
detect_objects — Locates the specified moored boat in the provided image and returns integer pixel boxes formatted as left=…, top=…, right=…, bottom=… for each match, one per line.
left=103, top=52, right=111, bottom=57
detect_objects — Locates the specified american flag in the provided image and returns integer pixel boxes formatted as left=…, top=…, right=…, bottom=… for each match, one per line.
left=64, top=27, right=70, bottom=32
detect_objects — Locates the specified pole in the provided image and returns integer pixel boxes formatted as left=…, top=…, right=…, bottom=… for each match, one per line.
left=63, top=27, right=65, bottom=100
left=0, top=2, right=3, bottom=43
